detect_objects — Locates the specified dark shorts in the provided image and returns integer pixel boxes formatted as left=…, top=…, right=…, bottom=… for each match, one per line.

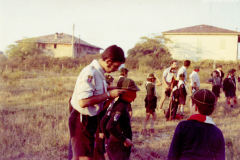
left=179, top=96, right=186, bottom=105
left=225, top=90, right=235, bottom=98
left=69, top=109, right=98, bottom=157
left=107, top=140, right=131, bottom=160
left=145, top=96, right=157, bottom=114
left=212, top=85, right=221, bottom=97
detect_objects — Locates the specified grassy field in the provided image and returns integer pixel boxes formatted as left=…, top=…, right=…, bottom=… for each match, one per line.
left=0, top=69, right=240, bottom=160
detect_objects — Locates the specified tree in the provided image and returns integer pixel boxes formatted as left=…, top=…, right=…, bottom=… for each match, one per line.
left=126, top=35, right=173, bottom=69
left=5, top=38, right=42, bottom=60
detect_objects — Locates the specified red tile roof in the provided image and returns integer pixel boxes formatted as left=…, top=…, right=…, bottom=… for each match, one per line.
left=16, top=33, right=102, bottom=49
left=162, top=24, right=240, bottom=35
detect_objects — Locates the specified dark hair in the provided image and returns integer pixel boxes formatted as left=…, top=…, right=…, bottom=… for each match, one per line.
left=184, top=60, right=191, bottom=67
left=170, top=60, right=177, bottom=65
left=191, top=98, right=215, bottom=115
left=147, top=78, right=156, bottom=82
left=179, top=74, right=185, bottom=80
left=217, top=65, right=222, bottom=68
left=101, top=45, right=125, bottom=63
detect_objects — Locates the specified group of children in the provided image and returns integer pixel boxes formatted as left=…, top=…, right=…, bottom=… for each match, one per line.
left=207, top=65, right=238, bottom=108
left=70, top=64, right=227, bottom=160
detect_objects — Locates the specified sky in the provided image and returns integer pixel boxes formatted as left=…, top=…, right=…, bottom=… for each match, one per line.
left=0, top=0, right=240, bottom=56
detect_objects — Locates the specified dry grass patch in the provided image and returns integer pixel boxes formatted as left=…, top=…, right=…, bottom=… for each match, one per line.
left=0, top=69, right=240, bottom=159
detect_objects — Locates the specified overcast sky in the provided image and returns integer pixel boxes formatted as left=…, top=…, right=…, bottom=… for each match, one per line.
left=1, top=0, right=240, bottom=56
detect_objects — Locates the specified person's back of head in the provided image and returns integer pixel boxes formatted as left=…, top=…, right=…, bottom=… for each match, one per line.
left=190, top=89, right=215, bottom=116
left=120, top=67, right=129, bottom=77
left=101, top=45, right=125, bottom=63
left=184, top=60, right=191, bottom=68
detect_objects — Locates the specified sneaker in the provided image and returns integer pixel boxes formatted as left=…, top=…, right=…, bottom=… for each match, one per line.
left=149, top=129, right=155, bottom=134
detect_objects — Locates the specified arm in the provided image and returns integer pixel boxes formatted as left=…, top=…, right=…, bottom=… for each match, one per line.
left=79, top=89, right=126, bottom=108
left=168, top=123, right=183, bottom=160
left=194, top=82, right=198, bottom=90
left=107, top=86, right=118, bottom=91
left=106, top=106, right=133, bottom=147
left=154, top=74, right=162, bottom=86
left=162, top=76, right=170, bottom=89
left=100, top=110, right=112, bottom=139
left=206, top=78, right=212, bottom=83
left=162, top=69, right=170, bottom=89
left=215, top=133, right=225, bottom=160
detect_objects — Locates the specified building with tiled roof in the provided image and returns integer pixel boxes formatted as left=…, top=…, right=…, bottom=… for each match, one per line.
left=162, top=24, right=240, bottom=61
left=16, top=33, right=102, bottom=58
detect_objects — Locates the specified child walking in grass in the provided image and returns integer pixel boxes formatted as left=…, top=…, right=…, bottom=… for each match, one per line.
left=223, top=69, right=236, bottom=108
left=206, top=70, right=222, bottom=103
left=178, top=74, right=187, bottom=117
left=141, top=73, right=161, bottom=135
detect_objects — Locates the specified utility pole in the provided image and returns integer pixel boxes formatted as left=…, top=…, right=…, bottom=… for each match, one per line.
left=72, top=24, right=75, bottom=58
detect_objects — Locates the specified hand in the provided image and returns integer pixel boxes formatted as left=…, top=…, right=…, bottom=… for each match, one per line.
left=124, top=138, right=134, bottom=147
left=99, top=133, right=104, bottom=139
left=165, top=85, right=170, bottom=89
left=109, top=89, right=126, bottom=98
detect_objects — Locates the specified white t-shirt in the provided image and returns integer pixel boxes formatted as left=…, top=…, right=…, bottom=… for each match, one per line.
left=177, top=66, right=187, bottom=82
left=162, top=67, right=177, bottom=83
left=71, top=59, right=107, bottom=116
left=189, top=71, right=200, bottom=88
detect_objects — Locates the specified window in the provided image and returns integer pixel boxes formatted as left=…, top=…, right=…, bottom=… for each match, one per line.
left=54, top=44, right=57, bottom=49
left=77, top=48, right=81, bottom=53
left=42, top=44, right=45, bottom=49
left=220, top=39, right=226, bottom=49
left=175, top=39, right=180, bottom=48
left=197, top=39, right=202, bottom=53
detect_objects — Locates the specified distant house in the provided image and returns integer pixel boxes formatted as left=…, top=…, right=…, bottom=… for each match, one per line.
left=15, top=33, right=102, bottom=58
left=162, top=24, right=240, bottom=61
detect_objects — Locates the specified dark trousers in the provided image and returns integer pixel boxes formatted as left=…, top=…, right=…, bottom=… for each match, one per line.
left=107, top=140, right=131, bottom=160
left=166, top=101, right=178, bottom=119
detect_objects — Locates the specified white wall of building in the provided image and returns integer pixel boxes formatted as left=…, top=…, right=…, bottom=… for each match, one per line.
left=164, top=34, right=239, bottom=61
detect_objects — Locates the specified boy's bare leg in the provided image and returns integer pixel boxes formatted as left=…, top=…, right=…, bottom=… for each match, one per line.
left=159, top=86, right=166, bottom=109
left=150, top=112, right=157, bottom=129
left=180, top=104, right=184, bottom=116
left=143, top=113, right=151, bottom=129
